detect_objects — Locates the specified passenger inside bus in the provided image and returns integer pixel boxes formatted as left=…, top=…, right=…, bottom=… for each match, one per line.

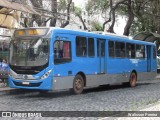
left=120, top=47, right=125, bottom=57
left=37, top=45, right=49, bottom=58
left=54, top=41, right=71, bottom=60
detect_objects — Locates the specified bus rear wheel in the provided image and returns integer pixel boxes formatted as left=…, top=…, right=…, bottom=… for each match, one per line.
left=71, top=74, right=84, bottom=95
left=129, top=72, right=137, bottom=87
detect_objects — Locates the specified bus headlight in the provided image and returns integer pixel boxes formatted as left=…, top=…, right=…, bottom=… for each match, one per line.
left=41, top=70, right=52, bottom=79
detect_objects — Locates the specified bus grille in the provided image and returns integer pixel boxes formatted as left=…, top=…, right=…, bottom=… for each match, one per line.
left=13, top=81, right=42, bottom=87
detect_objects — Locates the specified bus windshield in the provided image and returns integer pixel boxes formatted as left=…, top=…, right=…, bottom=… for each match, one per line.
left=10, top=37, right=49, bottom=67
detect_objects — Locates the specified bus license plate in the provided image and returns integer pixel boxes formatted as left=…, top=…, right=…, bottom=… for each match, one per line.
left=22, top=82, right=30, bottom=85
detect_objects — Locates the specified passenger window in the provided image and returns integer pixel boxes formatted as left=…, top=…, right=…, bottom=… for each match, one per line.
left=109, top=41, right=114, bottom=57
left=88, top=38, right=95, bottom=57
left=76, top=36, right=87, bottom=57
left=136, top=45, right=145, bottom=59
left=97, top=39, right=105, bottom=57
left=115, top=42, right=125, bottom=58
left=153, top=47, right=156, bottom=60
left=126, top=43, right=135, bottom=58
left=54, top=40, right=71, bottom=64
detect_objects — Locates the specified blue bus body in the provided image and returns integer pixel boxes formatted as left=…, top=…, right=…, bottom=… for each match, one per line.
left=8, top=27, right=157, bottom=94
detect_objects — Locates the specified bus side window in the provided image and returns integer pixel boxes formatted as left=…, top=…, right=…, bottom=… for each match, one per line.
left=0, top=42, right=2, bottom=51
left=136, top=44, right=145, bottom=59
left=63, top=42, right=70, bottom=58
left=88, top=38, right=95, bottom=57
left=54, top=41, right=59, bottom=58
left=115, top=42, right=125, bottom=58
left=109, top=41, right=114, bottom=57
left=54, top=48, right=58, bottom=58
left=54, top=40, right=71, bottom=64
left=54, top=41, right=63, bottom=58
left=126, top=43, right=135, bottom=58
left=153, top=47, right=156, bottom=59
left=76, top=36, right=87, bottom=57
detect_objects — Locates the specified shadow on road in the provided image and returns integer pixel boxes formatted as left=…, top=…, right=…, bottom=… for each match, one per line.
left=1, top=82, right=156, bottom=99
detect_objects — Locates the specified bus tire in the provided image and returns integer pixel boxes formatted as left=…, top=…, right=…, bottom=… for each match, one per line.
left=129, top=72, right=137, bottom=87
left=71, top=74, right=84, bottom=95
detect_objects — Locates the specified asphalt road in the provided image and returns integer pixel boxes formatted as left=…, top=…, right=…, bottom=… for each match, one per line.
left=0, top=80, right=160, bottom=120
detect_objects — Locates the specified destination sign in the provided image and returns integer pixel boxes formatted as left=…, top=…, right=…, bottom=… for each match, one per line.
left=14, top=28, right=48, bottom=37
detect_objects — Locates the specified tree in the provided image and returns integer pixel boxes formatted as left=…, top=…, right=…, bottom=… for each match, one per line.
left=57, top=0, right=73, bottom=28
left=12, top=0, right=160, bottom=36
left=28, top=0, right=73, bottom=28
left=50, top=0, right=57, bottom=27
left=85, top=0, right=134, bottom=35
left=105, top=0, right=135, bottom=36
left=91, top=21, right=103, bottom=31
left=73, top=6, right=88, bottom=30
left=30, top=0, right=43, bottom=26
left=85, top=0, right=109, bottom=31
left=123, top=0, right=160, bottom=35
left=123, top=0, right=134, bottom=36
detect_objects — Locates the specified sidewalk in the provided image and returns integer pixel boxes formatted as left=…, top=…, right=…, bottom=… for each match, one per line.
left=156, top=74, right=160, bottom=79
left=0, top=82, right=16, bottom=92
left=140, top=101, right=160, bottom=111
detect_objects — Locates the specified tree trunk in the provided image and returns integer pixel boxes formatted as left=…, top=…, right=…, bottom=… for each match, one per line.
left=108, top=7, right=116, bottom=33
left=77, top=15, right=88, bottom=30
left=103, top=0, right=112, bottom=31
left=105, top=0, right=128, bottom=33
left=123, top=0, right=134, bottom=36
left=50, top=0, right=57, bottom=27
left=30, top=0, right=43, bottom=26
left=61, top=0, right=72, bottom=28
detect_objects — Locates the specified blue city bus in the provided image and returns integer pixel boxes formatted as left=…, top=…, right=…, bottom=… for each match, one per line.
left=8, top=27, right=157, bottom=94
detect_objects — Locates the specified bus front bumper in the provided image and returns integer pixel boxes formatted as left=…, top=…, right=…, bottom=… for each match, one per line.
left=8, top=76, right=52, bottom=90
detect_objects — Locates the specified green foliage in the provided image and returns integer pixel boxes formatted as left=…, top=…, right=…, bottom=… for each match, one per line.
left=73, top=6, right=82, bottom=16
left=116, top=4, right=128, bottom=16
left=118, top=0, right=160, bottom=34
left=30, top=0, right=160, bottom=34
left=58, top=0, right=67, bottom=12
left=91, top=21, right=103, bottom=31
left=85, top=0, right=109, bottom=15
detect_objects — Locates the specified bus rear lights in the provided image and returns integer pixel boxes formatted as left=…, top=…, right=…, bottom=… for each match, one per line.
left=40, top=70, right=52, bottom=79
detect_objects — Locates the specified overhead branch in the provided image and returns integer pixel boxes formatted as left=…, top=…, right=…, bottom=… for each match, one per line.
left=77, top=15, right=88, bottom=30
left=103, top=0, right=112, bottom=31
left=30, top=0, right=43, bottom=26
left=123, top=0, right=134, bottom=36
left=61, top=0, right=72, bottom=28
left=50, top=0, right=57, bottom=27
left=106, top=0, right=128, bottom=33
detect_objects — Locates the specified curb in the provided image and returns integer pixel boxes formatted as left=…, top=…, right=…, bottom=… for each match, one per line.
left=0, top=86, right=17, bottom=92
left=0, top=83, right=17, bottom=92
left=137, top=79, right=160, bottom=84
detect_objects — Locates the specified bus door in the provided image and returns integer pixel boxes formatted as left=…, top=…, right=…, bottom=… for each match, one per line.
left=147, top=45, right=151, bottom=72
left=97, top=39, right=105, bottom=74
